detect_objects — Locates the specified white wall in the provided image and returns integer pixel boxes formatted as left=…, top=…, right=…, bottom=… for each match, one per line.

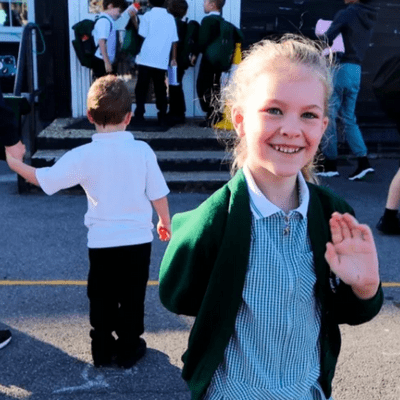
left=68, top=0, right=241, bottom=118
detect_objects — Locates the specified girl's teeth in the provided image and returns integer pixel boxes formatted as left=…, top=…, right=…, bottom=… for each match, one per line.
left=272, top=145, right=300, bottom=154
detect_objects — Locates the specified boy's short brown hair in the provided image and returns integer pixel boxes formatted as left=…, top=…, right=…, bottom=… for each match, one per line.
left=209, top=0, right=225, bottom=10
left=87, top=75, right=132, bottom=127
left=102, top=0, right=128, bottom=11
left=167, top=0, right=188, bottom=19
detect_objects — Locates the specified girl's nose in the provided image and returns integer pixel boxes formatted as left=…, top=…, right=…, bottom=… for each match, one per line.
left=280, top=115, right=302, bottom=137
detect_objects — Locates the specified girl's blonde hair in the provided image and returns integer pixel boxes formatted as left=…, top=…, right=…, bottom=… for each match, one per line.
left=220, top=34, right=335, bottom=182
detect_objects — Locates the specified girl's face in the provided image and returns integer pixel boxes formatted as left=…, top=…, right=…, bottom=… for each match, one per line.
left=233, top=62, right=329, bottom=186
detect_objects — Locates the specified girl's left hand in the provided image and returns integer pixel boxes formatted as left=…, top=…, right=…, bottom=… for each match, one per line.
left=325, top=212, right=380, bottom=300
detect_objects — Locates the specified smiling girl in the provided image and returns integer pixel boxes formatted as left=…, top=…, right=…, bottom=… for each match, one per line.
left=159, top=35, right=383, bottom=400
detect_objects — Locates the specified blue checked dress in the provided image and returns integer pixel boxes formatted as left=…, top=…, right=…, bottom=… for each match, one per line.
left=204, top=167, right=332, bottom=400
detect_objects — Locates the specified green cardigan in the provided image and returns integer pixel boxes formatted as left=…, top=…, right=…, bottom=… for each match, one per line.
left=159, top=170, right=383, bottom=400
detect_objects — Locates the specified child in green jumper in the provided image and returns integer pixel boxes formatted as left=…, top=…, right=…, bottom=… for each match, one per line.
left=159, top=35, right=382, bottom=400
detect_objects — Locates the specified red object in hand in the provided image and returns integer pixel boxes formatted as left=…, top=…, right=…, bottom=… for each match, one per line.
left=133, top=2, right=140, bottom=10
left=159, top=227, right=169, bottom=241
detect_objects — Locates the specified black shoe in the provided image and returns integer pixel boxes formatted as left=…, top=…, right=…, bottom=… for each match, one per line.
left=348, top=157, right=374, bottom=181
left=132, top=115, right=146, bottom=123
left=117, top=338, right=147, bottom=369
left=315, top=159, right=339, bottom=177
left=0, top=330, right=11, bottom=349
left=376, top=216, right=400, bottom=235
left=91, top=331, right=117, bottom=368
left=198, top=118, right=212, bottom=128
left=166, top=114, right=186, bottom=126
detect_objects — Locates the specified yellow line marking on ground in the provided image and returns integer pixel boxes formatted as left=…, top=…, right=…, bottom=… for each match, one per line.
left=382, top=282, right=400, bottom=288
left=0, top=280, right=159, bottom=286
left=0, top=281, right=399, bottom=288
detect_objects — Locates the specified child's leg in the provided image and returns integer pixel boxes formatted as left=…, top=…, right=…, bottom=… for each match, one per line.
left=196, top=57, right=216, bottom=118
left=115, top=243, right=151, bottom=367
left=151, top=67, right=168, bottom=121
left=91, top=56, right=107, bottom=81
left=168, top=68, right=186, bottom=120
left=134, top=65, right=151, bottom=119
left=87, top=248, right=119, bottom=366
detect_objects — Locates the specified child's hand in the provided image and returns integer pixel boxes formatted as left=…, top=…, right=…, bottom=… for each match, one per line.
left=190, top=55, right=197, bottom=66
left=157, top=223, right=171, bottom=242
left=325, top=212, right=380, bottom=300
left=5, top=147, right=20, bottom=170
left=5, top=141, right=25, bottom=162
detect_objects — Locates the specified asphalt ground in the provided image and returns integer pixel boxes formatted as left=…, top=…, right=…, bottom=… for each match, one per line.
left=1, top=157, right=400, bottom=400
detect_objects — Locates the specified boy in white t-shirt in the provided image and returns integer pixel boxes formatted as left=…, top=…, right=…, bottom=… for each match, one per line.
left=92, top=0, right=128, bottom=80
left=133, top=0, right=179, bottom=125
left=6, top=75, right=172, bottom=369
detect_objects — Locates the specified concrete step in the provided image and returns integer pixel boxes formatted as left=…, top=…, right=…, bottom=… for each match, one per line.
left=32, top=149, right=232, bottom=172
left=36, top=118, right=229, bottom=151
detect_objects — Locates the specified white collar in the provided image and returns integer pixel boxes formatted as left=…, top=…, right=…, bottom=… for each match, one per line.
left=91, top=131, right=134, bottom=141
left=243, top=165, right=310, bottom=219
left=207, top=11, right=221, bottom=16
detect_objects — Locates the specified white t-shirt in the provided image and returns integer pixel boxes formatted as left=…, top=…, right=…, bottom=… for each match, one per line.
left=36, top=131, right=170, bottom=249
left=93, top=13, right=117, bottom=64
left=136, top=7, right=178, bottom=70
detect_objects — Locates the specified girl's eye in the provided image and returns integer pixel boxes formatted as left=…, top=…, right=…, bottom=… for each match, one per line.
left=266, top=108, right=282, bottom=115
left=302, top=112, right=319, bottom=119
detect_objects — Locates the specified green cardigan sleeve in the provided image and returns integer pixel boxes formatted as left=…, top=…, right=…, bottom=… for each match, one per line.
left=159, top=185, right=230, bottom=316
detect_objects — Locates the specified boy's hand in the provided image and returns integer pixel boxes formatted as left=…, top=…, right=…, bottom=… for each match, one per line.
left=105, top=60, right=113, bottom=74
left=5, top=141, right=25, bottom=161
left=170, top=59, right=177, bottom=67
left=190, top=55, right=197, bottom=66
left=325, top=212, right=380, bottom=300
left=5, top=147, right=20, bottom=170
left=157, top=222, right=171, bottom=242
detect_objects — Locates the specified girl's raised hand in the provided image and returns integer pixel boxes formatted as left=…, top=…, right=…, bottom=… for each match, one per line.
left=325, top=212, right=380, bottom=300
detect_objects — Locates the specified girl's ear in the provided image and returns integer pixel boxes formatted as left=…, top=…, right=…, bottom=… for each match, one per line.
left=231, top=106, right=245, bottom=137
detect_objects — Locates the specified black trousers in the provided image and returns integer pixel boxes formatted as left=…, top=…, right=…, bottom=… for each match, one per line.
left=168, top=67, right=186, bottom=117
left=134, top=65, right=167, bottom=118
left=196, top=56, right=222, bottom=120
left=87, top=243, right=151, bottom=349
left=91, top=56, right=107, bottom=81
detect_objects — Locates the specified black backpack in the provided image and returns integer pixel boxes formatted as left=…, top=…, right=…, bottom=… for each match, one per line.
left=72, top=16, right=112, bottom=68
left=204, top=18, right=243, bottom=72
left=372, top=54, right=400, bottom=120
left=178, top=19, right=200, bottom=70
left=121, top=18, right=144, bottom=57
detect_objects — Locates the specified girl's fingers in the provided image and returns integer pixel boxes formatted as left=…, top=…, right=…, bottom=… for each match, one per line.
left=325, top=242, right=339, bottom=271
left=329, top=214, right=343, bottom=244
left=342, top=213, right=374, bottom=243
left=337, top=216, right=351, bottom=239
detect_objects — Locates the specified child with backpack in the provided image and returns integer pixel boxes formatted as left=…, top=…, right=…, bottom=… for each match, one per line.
left=159, top=35, right=382, bottom=400
left=133, top=0, right=179, bottom=126
left=194, top=0, right=243, bottom=127
left=6, top=75, right=171, bottom=369
left=166, top=0, right=199, bottom=126
left=91, top=0, right=129, bottom=80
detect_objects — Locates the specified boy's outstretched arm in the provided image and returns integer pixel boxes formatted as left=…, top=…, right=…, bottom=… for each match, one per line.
left=151, top=196, right=171, bottom=241
left=6, top=150, right=40, bottom=186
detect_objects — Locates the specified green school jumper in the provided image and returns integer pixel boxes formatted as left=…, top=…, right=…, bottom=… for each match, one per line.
left=159, top=169, right=383, bottom=400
